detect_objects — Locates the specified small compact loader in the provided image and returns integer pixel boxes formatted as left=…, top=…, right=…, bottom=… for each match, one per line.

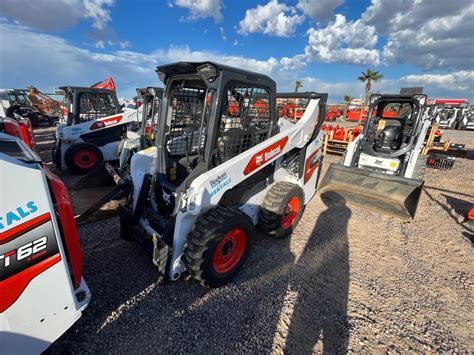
left=319, top=94, right=430, bottom=219
left=120, top=62, right=327, bottom=287
left=52, top=86, right=139, bottom=174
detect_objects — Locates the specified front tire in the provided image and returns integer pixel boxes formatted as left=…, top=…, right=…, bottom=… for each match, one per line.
left=259, top=182, right=305, bottom=238
left=184, top=207, right=254, bottom=288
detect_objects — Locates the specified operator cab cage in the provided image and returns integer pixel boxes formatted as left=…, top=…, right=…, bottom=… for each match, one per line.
left=57, top=86, right=121, bottom=125
left=359, top=93, right=427, bottom=159
left=154, top=61, right=280, bottom=196
left=136, top=87, right=164, bottom=149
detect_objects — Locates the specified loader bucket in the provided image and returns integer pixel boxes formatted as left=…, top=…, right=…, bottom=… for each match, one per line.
left=68, top=163, right=130, bottom=225
left=318, top=164, right=423, bottom=219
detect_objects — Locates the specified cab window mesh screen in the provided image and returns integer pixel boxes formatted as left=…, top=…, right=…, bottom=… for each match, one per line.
left=216, top=84, right=271, bottom=164
left=167, top=87, right=209, bottom=157
left=276, top=97, right=308, bottom=122
left=78, top=93, right=117, bottom=121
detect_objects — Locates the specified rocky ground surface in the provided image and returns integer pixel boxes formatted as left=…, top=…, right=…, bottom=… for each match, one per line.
left=36, top=123, right=473, bottom=354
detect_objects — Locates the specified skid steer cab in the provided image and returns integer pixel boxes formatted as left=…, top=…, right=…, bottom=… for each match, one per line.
left=52, top=86, right=140, bottom=174
left=0, top=133, right=90, bottom=353
left=117, top=87, right=163, bottom=178
left=120, top=62, right=327, bottom=287
left=319, top=93, right=430, bottom=219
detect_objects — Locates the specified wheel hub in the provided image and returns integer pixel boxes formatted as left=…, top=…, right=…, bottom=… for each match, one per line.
left=281, top=196, right=300, bottom=229
left=213, top=228, right=247, bottom=274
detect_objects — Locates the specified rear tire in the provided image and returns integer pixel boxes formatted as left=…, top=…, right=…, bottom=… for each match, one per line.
left=184, top=207, right=254, bottom=288
left=65, top=142, right=103, bottom=174
left=259, top=182, right=305, bottom=238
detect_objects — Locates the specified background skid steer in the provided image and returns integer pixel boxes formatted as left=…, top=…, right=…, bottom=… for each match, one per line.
left=120, top=62, right=327, bottom=287
left=318, top=94, right=430, bottom=219
left=52, top=86, right=142, bottom=224
left=66, top=87, right=164, bottom=225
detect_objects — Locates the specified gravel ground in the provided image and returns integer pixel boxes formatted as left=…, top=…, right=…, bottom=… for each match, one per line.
left=37, top=122, right=473, bottom=354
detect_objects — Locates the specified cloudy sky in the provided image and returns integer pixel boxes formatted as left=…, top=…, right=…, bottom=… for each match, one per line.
left=0, top=0, right=472, bottom=102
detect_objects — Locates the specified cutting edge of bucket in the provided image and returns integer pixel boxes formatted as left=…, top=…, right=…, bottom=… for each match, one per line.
left=317, top=163, right=424, bottom=219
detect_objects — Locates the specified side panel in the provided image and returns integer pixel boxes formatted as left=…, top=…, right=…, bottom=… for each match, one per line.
left=301, top=131, right=324, bottom=204
left=0, top=156, right=90, bottom=353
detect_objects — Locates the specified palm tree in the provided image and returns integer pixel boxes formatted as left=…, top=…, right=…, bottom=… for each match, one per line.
left=343, top=95, right=353, bottom=119
left=358, top=69, right=384, bottom=104
left=294, top=80, right=303, bottom=93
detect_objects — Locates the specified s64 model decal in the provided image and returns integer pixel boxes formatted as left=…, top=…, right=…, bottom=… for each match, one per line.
left=243, top=137, right=288, bottom=175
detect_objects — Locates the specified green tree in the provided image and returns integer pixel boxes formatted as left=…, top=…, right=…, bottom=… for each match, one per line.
left=358, top=69, right=384, bottom=105
left=343, top=95, right=353, bottom=119
left=294, top=80, right=303, bottom=93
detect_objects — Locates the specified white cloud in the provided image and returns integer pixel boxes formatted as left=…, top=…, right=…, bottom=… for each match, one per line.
left=305, top=14, right=380, bottom=66
left=219, top=26, right=227, bottom=41
left=280, top=55, right=307, bottom=71
left=401, top=71, right=474, bottom=92
left=362, top=0, right=474, bottom=70
left=0, top=21, right=297, bottom=98
left=83, top=0, right=114, bottom=30
left=173, top=0, right=223, bottom=22
left=302, top=76, right=398, bottom=100
left=0, top=20, right=472, bottom=104
left=0, top=0, right=114, bottom=31
left=296, top=0, right=344, bottom=21
left=238, top=0, right=305, bottom=37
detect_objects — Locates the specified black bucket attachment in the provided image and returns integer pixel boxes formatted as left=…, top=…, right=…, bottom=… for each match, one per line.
left=318, top=164, right=424, bottom=219
left=68, top=163, right=130, bottom=225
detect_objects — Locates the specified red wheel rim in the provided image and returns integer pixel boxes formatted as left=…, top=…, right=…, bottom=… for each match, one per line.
left=74, top=149, right=97, bottom=169
left=212, top=228, right=247, bottom=274
left=281, top=196, right=301, bottom=229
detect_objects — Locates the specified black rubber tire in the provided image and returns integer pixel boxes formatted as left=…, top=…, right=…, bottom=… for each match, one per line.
left=259, top=182, right=305, bottom=239
left=64, top=142, right=103, bottom=174
left=184, top=206, right=254, bottom=288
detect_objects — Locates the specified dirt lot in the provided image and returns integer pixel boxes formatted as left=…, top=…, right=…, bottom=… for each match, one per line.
left=36, top=124, right=473, bottom=353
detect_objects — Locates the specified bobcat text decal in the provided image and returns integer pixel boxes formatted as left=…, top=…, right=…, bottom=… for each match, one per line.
left=243, top=137, right=288, bottom=175
left=90, top=115, right=123, bottom=130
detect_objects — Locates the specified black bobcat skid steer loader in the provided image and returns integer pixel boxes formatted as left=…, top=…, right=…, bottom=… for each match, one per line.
left=319, top=94, right=430, bottom=219
left=120, top=62, right=327, bottom=287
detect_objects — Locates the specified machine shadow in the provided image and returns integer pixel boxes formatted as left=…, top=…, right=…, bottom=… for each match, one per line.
left=284, top=191, right=351, bottom=354
left=424, top=189, right=473, bottom=233
left=171, top=192, right=352, bottom=353
left=48, top=195, right=351, bottom=353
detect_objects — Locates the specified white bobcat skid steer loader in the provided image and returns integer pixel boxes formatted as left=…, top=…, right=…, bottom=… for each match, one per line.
left=435, top=105, right=462, bottom=129
left=117, top=87, right=163, bottom=177
left=319, top=94, right=430, bottom=219
left=0, top=133, right=90, bottom=353
left=460, top=105, right=474, bottom=130
left=120, top=62, right=327, bottom=287
left=53, top=86, right=139, bottom=174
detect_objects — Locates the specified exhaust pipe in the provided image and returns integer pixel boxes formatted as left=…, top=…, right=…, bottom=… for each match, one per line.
left=318, top=164, right=423, bottom=219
